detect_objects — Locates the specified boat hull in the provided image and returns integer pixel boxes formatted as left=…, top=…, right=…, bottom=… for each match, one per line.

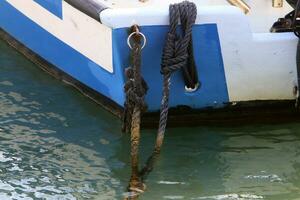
left=1, top=0, right=300, bottom=125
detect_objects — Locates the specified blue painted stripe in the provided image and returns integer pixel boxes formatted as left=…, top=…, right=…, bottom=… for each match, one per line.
left=34, top=0, right=63, bottom=19
left=113, top=25, right=229, bottom=110
left=0, top=1, right=229, bottom=111
left=0, top=1, right=125, bottom=107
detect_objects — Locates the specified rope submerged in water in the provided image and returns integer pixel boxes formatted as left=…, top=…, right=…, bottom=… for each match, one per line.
left=138, top=0, right=199, bottom=183
left=122, top=25, right=148, bottom=196
left=156, top=0, right=198, bottom=152
left=123, top=1, right=198, bottom=198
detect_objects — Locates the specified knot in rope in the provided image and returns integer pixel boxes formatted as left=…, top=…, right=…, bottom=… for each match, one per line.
left=123, top=1, right=199, bottom=197
left=124, top=67, right=148, bottom=111
left=161, top=1, right=198, bottom=89
left=132, top=2, right=200, bottom=182
left=122, top=29, right=148, bottom=133
left=161, top=33, right=189, bottom=75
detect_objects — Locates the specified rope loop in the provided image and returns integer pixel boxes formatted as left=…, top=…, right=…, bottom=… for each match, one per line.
left=123, top=2, right=199, bottom=198
left=161, top=1, right=199, bottom=89
left=137, top=1, right=200, bottom=185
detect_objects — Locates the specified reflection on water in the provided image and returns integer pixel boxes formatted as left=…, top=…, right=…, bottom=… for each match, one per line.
left=1, top=40, right=300, bottom=200
left=0, top=40, right=123, bottom=199
left=135, top=126, right=300, bottom=200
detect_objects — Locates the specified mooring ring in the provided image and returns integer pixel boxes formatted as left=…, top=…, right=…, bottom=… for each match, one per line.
left=127, top=31, right=147, bottom=50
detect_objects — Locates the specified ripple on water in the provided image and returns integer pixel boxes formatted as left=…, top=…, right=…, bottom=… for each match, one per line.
left=0, top=64, right=122, bottom=199
left=191, top=194, right=264, bottom=200
left=3, top=39, right=300, bottom=200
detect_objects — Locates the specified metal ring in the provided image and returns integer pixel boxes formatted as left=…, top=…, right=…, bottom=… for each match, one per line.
left=127, top=31, right=147, bottom=50
left=185, top=82, right=200, bottom=93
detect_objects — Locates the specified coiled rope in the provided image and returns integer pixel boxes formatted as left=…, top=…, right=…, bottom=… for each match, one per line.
left=123, top=1, right=198, bottom=198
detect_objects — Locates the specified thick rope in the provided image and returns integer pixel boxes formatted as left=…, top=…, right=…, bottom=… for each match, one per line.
left=157, top=0, right=197, bottom=154
left=124, top=1, right=198, bottom=198
left=122, top=27, right=148, bottom=134
left=161, top=1, right=198, bottom=89
left=123, top=26, right=148, bottom=199
left=140, top=1, right=198, bottom=181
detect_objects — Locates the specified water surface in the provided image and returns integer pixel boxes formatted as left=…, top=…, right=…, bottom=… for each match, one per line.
left=1, top=40, right=300, bottom=200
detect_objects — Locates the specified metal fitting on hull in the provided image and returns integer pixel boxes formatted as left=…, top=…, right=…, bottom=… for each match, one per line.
left=227, top=0, right=251, bottom=14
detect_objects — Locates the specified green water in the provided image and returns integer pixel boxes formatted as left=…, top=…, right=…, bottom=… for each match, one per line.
left=1, top=40, right=300, bottom=200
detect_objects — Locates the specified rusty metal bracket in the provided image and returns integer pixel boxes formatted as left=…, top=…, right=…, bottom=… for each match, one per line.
left=227, top=0, right=250, bottom=14
left=273, top=0, right=284, bottom=8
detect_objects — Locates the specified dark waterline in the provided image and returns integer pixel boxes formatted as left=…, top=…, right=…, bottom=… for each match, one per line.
left=1, top=39, right=300, bottom=199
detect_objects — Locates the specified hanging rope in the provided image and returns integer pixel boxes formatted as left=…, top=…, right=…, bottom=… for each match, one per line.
left=122, top=25, right=148, bottom=197
left=122, top=26, right=148, bottom=134
left=123, top=1, right=198, bottom=198
left=162, top=1, right=199, bottom=90
left=139, top=0, right=199, bottom=182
